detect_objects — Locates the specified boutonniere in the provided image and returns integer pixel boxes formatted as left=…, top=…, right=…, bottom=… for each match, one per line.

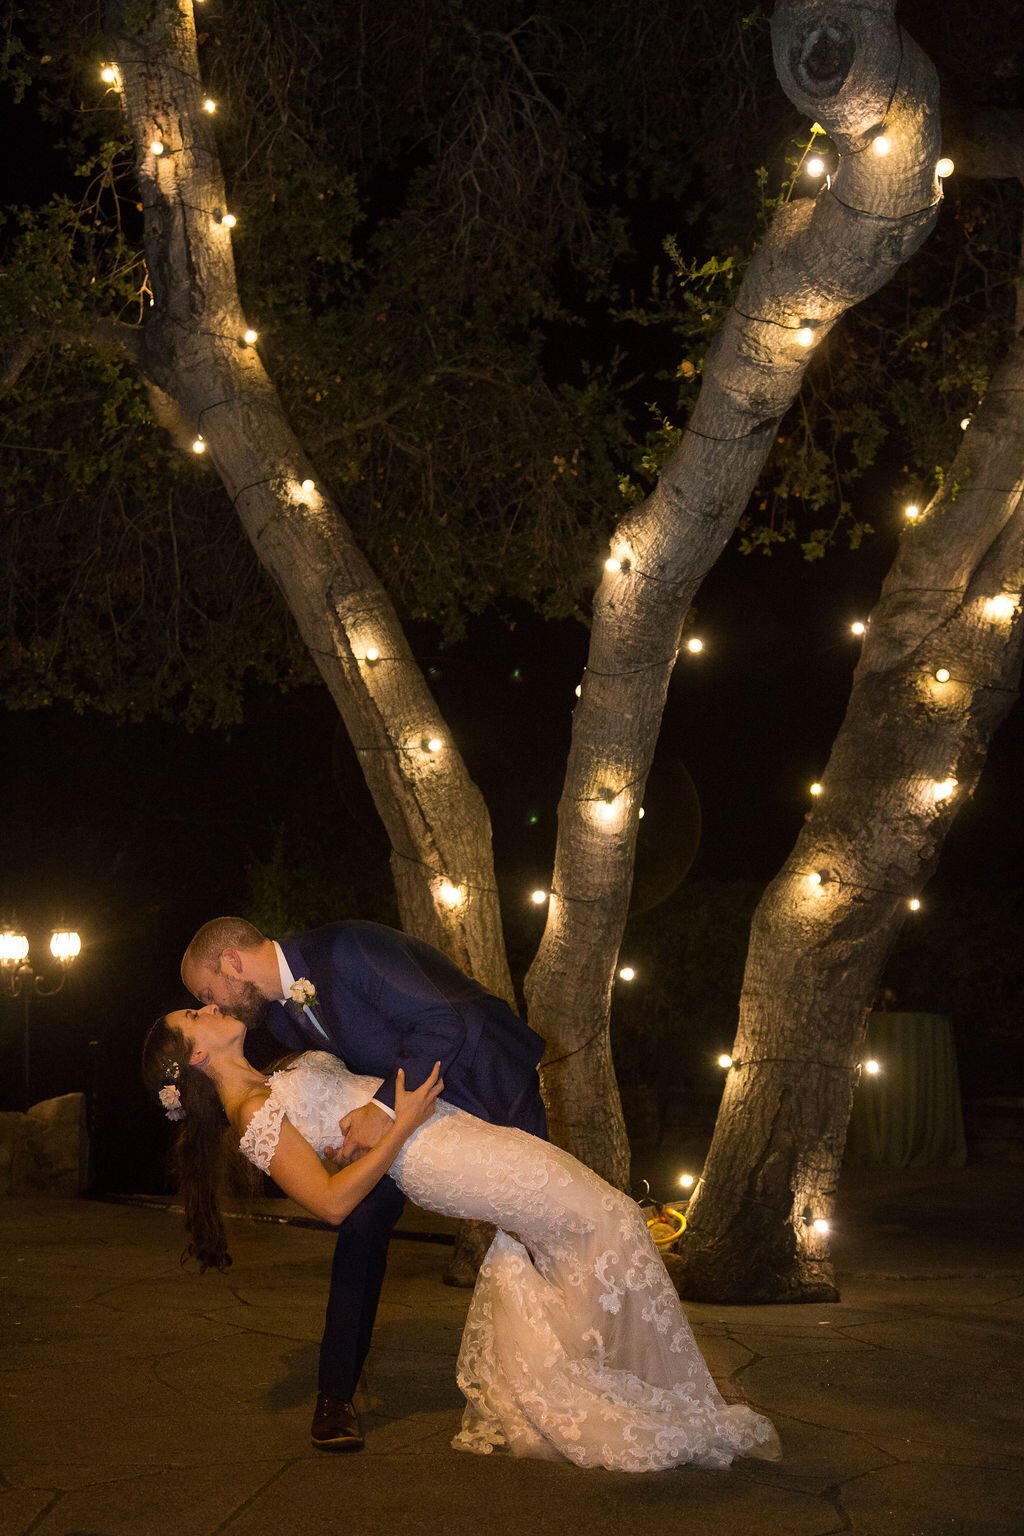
left=290, top=977, right=318, bottom=1009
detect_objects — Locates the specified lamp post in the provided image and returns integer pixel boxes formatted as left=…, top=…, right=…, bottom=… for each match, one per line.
left=0, top=928, right=82, bottom=1107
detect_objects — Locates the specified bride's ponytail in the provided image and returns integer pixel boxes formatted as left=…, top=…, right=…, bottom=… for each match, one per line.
left=142, top=1016, right=245, bottom=1273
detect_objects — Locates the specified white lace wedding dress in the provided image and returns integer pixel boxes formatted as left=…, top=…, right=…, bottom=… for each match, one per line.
left=240, top=1051, right=782, bottom=1473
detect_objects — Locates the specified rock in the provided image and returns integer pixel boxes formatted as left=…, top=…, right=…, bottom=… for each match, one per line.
left=0, top=1093, right=90, bottom=1196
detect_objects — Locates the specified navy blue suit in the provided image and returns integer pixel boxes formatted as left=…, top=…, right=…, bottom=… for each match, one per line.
left=265, top=920, right=547, bottom=1400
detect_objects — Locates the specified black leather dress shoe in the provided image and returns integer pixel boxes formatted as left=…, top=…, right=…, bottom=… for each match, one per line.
left=310, top=1393, right=365, bottom=1452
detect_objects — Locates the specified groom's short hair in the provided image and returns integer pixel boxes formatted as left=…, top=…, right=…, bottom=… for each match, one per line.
left=182, top=916, right=265, bottom=977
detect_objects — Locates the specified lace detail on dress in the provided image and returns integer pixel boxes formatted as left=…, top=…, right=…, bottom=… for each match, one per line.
left=233, top=1051, right=782, bottom=1473
left=238, top=1096, right=287, bottom=1173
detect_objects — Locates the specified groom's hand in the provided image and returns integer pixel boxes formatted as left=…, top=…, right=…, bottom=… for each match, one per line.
left=327, top=1101, right=393, bottom=1165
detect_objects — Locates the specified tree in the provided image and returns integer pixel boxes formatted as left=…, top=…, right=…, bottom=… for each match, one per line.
left=2, top=1, right=1019, bottom=1296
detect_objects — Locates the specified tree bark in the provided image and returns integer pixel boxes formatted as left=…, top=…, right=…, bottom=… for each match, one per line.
left=105, top=1, right=514, bottom=1002
left=526, top=0, right=942, bottom=1186
left=678, top=332, right=1024, bottom=1302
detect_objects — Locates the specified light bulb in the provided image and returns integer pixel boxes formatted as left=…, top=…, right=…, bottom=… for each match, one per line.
left=100, top=65, right=117, bottom=84
left=936, top=157, right=954, bottom=179
left=423, top=736, right=443, bottom=754
left=718, top=1053, right=733, bottom=1069
left=575, top=683, right=582, bottom=698
left=242, top=327, right=259, bottom=345
left=219, top=212, right=237, bottom=229
left=809, top=781, right=823, bottom=797
left=191, top=436, right=206, bottom=455
left=202, top=98, right=217, bottom=114
left=871, top=134, right=891, bottom=157
left=605, top=554, right=631, bottom=573
left=909, top=897, right=921, bottom=912
left=904, top=504, right=920, bottom=521
left=864, top=1059, right=881, bottom=1075
left=0, top=931, right=29, bottom=965
left=932, top=777, right=957, bottom=802
left=850, top=620, right=866, bottom=637
left=301, top=478, right=315, bottom=493
left=150, top=139, right=165, bottom=156
left=795, top=325, right=816, bottom=348
left=618, top=966, right=636, bottom=982
left=678, top=1173, right=695, bottom=1190
left=686, top=637, right=704, bottom=654
left=530, top=890, right=548, bottom=905
left=638, top=806, right=645, bottom=819
left=806, top=155, right=825, bottom=177
left=437, top=880, right=462, bottom=908
left=812, top=1217, right=830, bottom=1235
left=960, top=415, right=972, bottom=431
left=807, top=871, right=822, bottom=888
left=49, top=930, right=81, bottom=961
left=934, top=667, right=950, bottom=683
left=985, top=594, right=1016, bottom=621
left=364, top=647, right=380, bottom=664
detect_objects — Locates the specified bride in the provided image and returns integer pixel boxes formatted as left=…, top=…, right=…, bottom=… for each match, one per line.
left=142, top=1003, right=781, bottom=1474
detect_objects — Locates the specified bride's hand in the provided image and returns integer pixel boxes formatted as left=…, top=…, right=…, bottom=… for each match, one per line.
left=394, top=1062, right=444, bottom=1135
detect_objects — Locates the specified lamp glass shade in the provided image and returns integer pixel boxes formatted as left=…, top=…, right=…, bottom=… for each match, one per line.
left=49, top=930, right=82, bottom=962
left=0, top=931, right=29, bottom=964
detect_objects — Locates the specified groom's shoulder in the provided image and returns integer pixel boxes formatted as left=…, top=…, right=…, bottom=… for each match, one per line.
left=304, top=919, right=406, bottom=964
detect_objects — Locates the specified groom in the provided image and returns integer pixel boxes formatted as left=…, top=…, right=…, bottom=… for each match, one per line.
left=181, top=915, right=547, bottom=1452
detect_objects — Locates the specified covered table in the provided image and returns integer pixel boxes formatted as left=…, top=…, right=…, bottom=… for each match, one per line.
left=845, top=1011, right=967, bottom=1168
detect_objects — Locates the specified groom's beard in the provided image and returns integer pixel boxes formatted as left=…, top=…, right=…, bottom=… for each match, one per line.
left=228, top=982, right=270, bottom=1029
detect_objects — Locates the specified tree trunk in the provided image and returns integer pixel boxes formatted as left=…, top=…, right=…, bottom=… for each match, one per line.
left=105, top=1, right=514, bottom=1001
left=527, top=0, right=942, bottom=1185
left=678, top=333, right=1024, bottom=1302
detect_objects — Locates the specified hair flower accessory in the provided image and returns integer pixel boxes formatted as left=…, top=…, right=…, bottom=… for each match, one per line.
left=158, top=1083, right=185, bottom=1121
left=290, top=977, right=318, bottom=1008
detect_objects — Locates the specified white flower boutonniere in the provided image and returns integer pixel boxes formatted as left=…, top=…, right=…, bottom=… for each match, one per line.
left=290, top=977, right=318, bottom=1009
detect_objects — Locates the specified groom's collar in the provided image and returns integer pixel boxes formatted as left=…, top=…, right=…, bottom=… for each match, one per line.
left=272, top=939, right=292, bottom=1001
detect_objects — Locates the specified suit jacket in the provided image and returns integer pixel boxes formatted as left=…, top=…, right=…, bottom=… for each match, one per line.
left=266, top=921, right=548, bottom=1138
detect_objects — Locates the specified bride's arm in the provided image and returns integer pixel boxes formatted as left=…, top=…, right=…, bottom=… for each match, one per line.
left=239, top=1065, right=442, bottom=1225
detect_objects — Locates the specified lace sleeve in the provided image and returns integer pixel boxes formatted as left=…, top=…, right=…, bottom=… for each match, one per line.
left=239, top=1096, right=286, bottom=1173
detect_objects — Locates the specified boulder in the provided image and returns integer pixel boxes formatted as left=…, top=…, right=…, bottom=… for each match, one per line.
left=0, top=1093, right=90, bottom=1196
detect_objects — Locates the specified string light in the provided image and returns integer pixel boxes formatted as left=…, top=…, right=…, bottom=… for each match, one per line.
left=216, top=210, right=237, bottom=228
left=530, top=889, right=548, bottom=905
left=422, top=736, right=443, bottom=754
left=574, top=683, right=582, bottom=697
left=908, top=897, right=921, bottom=912
left=191, top=436, right=207, bottom=454
left=809, top=781, right=823, bottom=797
left=242, top=327, right=259, bottom=346
left=934, top=667, right=950, bottom=683
left=638, top=807, right=645, bottom=820
left=863, top=1059, right=881, bottom=1075
left=594, top=789, right=620, bottom=824
left=301, top=478, right=316, bottom=493
left=678, top=1173, right=695, bottom=1190
left=850, top=620, right=866, bottom=637
left=984, top=594, right=1017, bottom=621
left=932, top=777, right=957, bottom=802
left=935, top=157, right=954, bottom=178
left=202, top=98, right=217, bottom=114
left=871, top=133, right=892, bottom=157
left=904, top=503, right=920, bottom=521
left=364, top=647, right=380, bottom=665
left=717, top=1053, right=733, bottom=1069
left=618, top=966, right=636, bottom=982
left=605, top=554, right=631, bottom=574
left=806, top=156, right=826, bottom=178
left=960, top=415, right=973, bottom=431
left=150, top=139, right=165, bottom=156
left=812, top=1217, right=831, bottom=1235
left=437, top=880, right=463, bottom=908
left=795, top=324, right=817, bottom=348
left=686, top=637, right=704, bottom=654
left=100, top=65, right=118, bottom=84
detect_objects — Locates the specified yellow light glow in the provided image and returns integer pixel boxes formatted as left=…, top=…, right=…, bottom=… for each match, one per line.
left=220, top=212, right=237, bottom=229
left=985, top=594, right=1017, bottom=621
left=935, top=667, right=950, bottom=683
left=530, top=889, right=548, bottom=905
left=871, top=134, right=891, bottom=157
left=191, top=436, right=206, bottom=455
left=150, top=139, right=165, bottom=156
left=806, top=156, right=825, bottom=178
left=605, top=552, right=631, bottom=573
left=806, top=871, right=823, bottom=889
left=437, top=880, right=463, bottom=908
left=932, top=777, right=957, bottom=802
left=364, top=647, right=380, bottom=664
left=718, top=1053, right=733, bottom=1069
left=909, top=897, right=921, bottom=912
left=809, top=781, right=823, bottom=797
left=638, top=806, right=645, bottom=819
left=202, top=98, right=217, bottom=114
left=936, top=157, right=954, bottom=178
left=0, top=931, right=29, bottom=965
left=575, top=683, right=582, bottom=697
left=960, top=415, right=972, bottom=431
left=678, top=1173, right=695, bottom=1190
left=686, top=637, right=704, bottom=654
left=423, top=736, right=443, bottom=754
left=812, top=1217, right=830, bottom=1235
left=904, top=504, right=920, bottom=521
left=242, top=327, right=259, bottom=345
left=795, top=325, right=815, bottom=348
left=301, top=478, right=315, bottom=493
left=100, top=65, right=117, bottom=84
left=618, top=966, right=636, bottom=982
left=49, top=930, right=81, bottom=962
left=593, top=792, right=620, bottom=825
left=864, top=1059, right=881, bottom=1075
left=850, top=620, right=866, bottom=637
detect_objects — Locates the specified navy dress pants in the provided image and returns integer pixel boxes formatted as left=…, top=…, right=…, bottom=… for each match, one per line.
left=318, top=1173, right=406, bottom=1400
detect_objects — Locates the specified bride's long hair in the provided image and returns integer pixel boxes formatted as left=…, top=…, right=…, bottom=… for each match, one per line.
left=141, top=1015, right=261, bottom=1273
